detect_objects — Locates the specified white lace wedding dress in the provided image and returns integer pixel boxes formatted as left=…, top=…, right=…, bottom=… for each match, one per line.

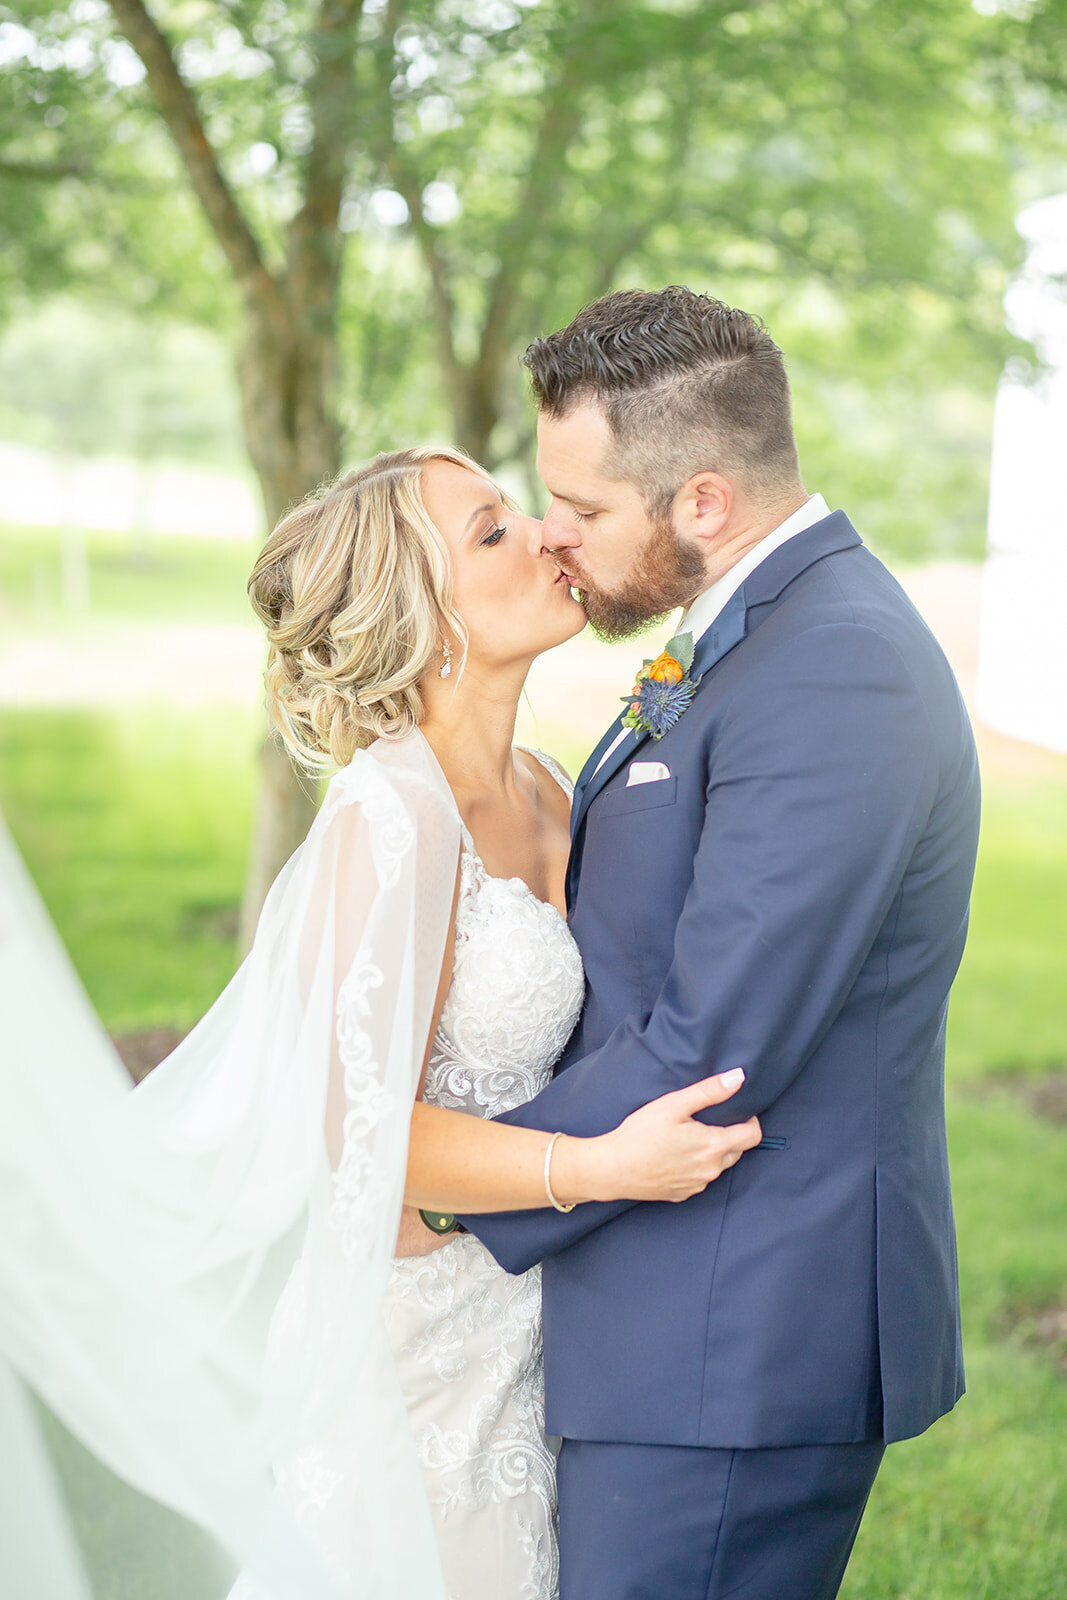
left=383, top=752, right=584, bottom=1600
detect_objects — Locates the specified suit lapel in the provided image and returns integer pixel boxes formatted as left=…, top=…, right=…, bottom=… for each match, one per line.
left=688, top=584, right=749, bottom=683
left=571, top=724, right=650, bottom=841
left=572, top=716, right=631, bottom=815
left=566, top=514, right=864, bottom=900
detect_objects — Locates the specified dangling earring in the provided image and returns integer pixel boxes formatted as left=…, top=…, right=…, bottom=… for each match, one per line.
left=439, top=640, right=453, bottom=679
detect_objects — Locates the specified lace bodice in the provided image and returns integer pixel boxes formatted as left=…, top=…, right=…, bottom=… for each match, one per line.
left=423, top=791, right=584, bottom=1118
left=385, top=749, right=583, bottom=1600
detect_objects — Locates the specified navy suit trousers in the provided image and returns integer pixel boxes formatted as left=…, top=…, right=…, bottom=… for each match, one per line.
left=556, top=1437, right=886, bottom=1600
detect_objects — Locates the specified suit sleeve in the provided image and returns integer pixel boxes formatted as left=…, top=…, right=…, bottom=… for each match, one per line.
left=460, top=623, right=942, bottom=1273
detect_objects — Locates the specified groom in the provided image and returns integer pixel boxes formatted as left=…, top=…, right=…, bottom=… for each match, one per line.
left=460, top=287, right=980, bottom=1600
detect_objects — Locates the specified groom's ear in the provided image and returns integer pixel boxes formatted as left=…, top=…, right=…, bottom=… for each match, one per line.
left=673, top=471, right=733, bottom=548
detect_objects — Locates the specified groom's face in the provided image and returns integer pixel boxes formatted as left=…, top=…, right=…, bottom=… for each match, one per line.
left=537, top=401, right=706, bottom=641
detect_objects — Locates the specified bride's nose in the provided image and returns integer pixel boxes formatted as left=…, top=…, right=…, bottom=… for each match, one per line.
left=518, top=514, right=548, bottom=554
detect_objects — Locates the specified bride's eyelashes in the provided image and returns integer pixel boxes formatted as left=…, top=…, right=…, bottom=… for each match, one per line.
left=482, top=524, right=507, bottom=546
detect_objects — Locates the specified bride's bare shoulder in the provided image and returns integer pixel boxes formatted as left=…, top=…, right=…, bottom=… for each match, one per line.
left=516, top=746, right=574, bottom=816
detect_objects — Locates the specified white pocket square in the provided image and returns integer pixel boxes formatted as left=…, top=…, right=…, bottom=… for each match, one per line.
left=626, top=761, right=671, bottom=787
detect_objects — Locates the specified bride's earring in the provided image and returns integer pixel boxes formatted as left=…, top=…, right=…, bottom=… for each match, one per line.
left=439, top=640, right=453, bottom=679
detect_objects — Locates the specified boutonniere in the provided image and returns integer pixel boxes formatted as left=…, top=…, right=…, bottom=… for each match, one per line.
left=621, top=631, right=702, bottom=740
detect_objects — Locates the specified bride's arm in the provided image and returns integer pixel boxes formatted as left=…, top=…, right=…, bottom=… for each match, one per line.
left=404, top=1068, right=760, bottom=1214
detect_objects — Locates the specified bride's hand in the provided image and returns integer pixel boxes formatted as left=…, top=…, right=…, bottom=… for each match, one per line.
left=554, top=1069, right=762, bottom=1205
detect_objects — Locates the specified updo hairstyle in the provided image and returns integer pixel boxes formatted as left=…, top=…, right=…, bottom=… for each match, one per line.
left=248, top=446, right=477, bottom=774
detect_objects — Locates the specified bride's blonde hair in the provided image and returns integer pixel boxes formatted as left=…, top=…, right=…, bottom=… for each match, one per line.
left=248, top=446, right=477, bottom=773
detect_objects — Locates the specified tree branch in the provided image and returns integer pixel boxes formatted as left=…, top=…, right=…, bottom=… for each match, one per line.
left=388, top=157, right=467, bottom=421
left=467, top=4, right=625, bottom=442
left=288, top=0, right=366, bottom=292
left=368, top=0, right=467, bottom=419
left=583, top=103, right=696, bottom=300
left=0, top=157, right=159, bottom=194
left=474, top=58, right=583, bottom=391
left=0, top=158, right=92, bottom=182
left=590, top=221, right=651, bottom=298
left=106, top=0, right=283, bottom=324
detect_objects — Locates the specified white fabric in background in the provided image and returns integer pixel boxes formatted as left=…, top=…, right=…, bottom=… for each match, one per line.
left=978, top=192, right=1067, bottom=754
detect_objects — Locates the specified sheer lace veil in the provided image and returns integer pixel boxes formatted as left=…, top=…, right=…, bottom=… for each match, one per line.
left=0, top=730, right=460, bottom=1600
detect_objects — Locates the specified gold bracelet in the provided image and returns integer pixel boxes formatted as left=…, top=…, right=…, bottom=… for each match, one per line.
left=544, top=1131, right=576, bottom=1213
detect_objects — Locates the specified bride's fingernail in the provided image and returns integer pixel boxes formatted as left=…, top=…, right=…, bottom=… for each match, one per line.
left=720, top=1068, right=744, bottom=1087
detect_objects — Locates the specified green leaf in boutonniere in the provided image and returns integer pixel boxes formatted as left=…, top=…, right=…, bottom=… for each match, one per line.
left=665, top=631, right=695, bottom=674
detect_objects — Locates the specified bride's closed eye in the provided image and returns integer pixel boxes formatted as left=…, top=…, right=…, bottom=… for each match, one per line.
left=482, top=525, right=506, bottom=546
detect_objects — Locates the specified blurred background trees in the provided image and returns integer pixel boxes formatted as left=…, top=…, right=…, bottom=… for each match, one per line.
left=5, top=1, right=1064, bottom=502
left=2, top=0, right=1065, bottom=920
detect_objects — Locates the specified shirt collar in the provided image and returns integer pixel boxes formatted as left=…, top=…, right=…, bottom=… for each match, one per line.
left=680, top=493, right=830, bottom=644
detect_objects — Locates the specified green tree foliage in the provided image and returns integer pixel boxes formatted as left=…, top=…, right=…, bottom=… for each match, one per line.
left=2, top=0, right=1064, bottom=912
left=2, top=0, right=1063, bottom=510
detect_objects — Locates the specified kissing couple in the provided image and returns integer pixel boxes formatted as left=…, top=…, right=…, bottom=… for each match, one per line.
left=0, top=286, right=979, bottom=1600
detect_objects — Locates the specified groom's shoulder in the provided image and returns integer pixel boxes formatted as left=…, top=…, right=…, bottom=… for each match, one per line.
left=730, top=531, right=970, bottom=753
left=759, top=522, right=943, bottom=665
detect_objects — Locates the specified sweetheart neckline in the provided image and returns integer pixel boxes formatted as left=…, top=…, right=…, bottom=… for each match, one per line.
left=414, top=732, right=572, bottom=920
left=459, top=829, right=569, bottom=923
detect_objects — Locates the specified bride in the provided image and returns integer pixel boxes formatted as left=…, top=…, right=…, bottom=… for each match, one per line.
left=0, top=445, right=758, bottom=1600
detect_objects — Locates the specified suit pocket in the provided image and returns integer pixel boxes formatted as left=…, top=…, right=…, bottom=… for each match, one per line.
left=594, top=776, right=678, bottom=819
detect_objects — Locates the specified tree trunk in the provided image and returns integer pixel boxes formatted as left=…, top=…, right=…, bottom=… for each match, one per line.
left=102, top=0, right=355, bottom=957
left=235, top=306, right=342, bottom=955
left=453, top=375, right=501, bottom=467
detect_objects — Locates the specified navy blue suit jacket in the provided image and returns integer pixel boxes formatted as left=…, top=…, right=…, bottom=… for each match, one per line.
left=462, top=514, right=979, bottom=1449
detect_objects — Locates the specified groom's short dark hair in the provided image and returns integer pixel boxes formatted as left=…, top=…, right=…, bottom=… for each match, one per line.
left=523, top=287, right=802, bottom=516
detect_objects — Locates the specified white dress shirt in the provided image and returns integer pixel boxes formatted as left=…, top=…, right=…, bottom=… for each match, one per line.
left=592, top=493, right=830, bottom=776
left=679, top=492, right=830, bottom=642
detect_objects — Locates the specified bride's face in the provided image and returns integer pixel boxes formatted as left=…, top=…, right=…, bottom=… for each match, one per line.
left=421, top=461, right=586, bottom=668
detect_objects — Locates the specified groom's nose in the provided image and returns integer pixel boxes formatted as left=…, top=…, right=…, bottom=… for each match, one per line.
left=516, top=512, right=546, bottom=550
left=542, top=501, right=581, bottom=550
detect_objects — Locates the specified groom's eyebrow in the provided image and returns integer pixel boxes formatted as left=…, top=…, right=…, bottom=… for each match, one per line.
left=556, top=491, right=602, bottom=511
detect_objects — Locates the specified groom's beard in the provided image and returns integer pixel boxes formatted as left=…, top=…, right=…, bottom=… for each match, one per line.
left=556, top=515, right=707, bottom=643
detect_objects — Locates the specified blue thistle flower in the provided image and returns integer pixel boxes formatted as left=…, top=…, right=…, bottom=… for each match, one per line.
left=626, top=674, right=698, bottom=739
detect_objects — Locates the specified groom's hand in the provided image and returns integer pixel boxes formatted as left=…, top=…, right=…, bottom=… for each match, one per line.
left=590, top=1069, right=762, bottom=1204
left=394, top=1204, right=454, bottom=1257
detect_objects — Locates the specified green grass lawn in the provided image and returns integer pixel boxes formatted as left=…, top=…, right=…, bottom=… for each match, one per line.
left=0, top=522, right=257, bottom=629
left=0, top=707, right=260, bottom=1031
